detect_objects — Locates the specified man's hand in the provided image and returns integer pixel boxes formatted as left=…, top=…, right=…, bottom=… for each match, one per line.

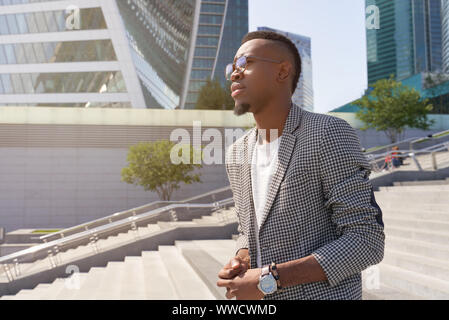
left=217, top=267, right=265, bottom=300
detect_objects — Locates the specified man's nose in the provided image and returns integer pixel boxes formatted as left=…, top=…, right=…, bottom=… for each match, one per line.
left=230, top=69, right=242, bottom=82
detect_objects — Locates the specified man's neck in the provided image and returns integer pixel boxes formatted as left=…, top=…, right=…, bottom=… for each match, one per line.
left=253, top=100, right=291, bottom=143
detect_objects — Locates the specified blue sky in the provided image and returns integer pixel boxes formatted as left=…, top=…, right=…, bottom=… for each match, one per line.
left=248, top=0, right=368, bottom=114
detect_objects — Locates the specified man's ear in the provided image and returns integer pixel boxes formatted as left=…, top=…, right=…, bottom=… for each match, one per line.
left=278, top=61, right=292, bottom=81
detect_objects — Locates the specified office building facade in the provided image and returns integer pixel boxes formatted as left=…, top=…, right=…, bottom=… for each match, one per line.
left=257, top=26, right=314, bottom=112
left=184, top=0, right=248, bottom=109
left=366, top=0, right=443, bottom=85
left=0, top=0, right=248, bottom=109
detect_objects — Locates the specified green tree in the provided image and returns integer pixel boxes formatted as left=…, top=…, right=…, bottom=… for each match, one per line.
left=195, top=79, right=235, bottom=110
left=353, top=75, right=435, bottom=143
left=121, top=140, right=202, bottom=201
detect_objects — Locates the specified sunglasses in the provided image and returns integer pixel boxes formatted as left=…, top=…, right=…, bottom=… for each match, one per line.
left=225, top=55, right=282, bottom=81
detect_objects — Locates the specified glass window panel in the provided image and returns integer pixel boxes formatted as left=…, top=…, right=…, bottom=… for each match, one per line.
left=23, top=43, right=37, bottom=63
left=21, top=73, right=34, bottom=93
left=16, top=13, right=29, bottom=33
left=201, top=3, right=225, bottom=14
left=25, top=13, right=38, bottom=33
left=0, top=16, right=9, bottom=35
left=194, top=47, right=217, bottom=57
left=1, top=74, right=12, bottom=93
left=0, top=45, right=7, bottom=64
left=193, top=58, right=215, bottom=68
left=199, top=15, right=223, bottom=24
left=191, top=69, right=212, bottom=79
left=33, top=43, right=46, bottom=63
left=33, top=12, right=48, bottom=33
left=196, top=36, right=219, bottom=46
left=44, top=11, right=58, bottom=32
left=14, top=43, right=27, bottom=64
left=198, top=25, right=221, bottom=35
left=11, top=74, right=24, bottom=93
left=0, top=77, right=4, bottom=94
left=4, top=44, right=16, bottom=64
left=6, top=14, right=19, bottom=34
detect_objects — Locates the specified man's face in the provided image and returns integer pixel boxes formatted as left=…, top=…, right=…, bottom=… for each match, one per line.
left=229, top=39, right=283, bottom=116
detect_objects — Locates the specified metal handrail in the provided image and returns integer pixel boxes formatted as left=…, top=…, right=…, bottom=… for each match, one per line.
left=0, top=197, right=235, bottom=266
left=365, top=137, right=421, bottom=154
left=39, top=185, right=232, bottom=242
left=365, top=128, right=449, bottom=155
left=410, top=128, right=449, bottom=150
left=366, top=141, right=449, bottom=173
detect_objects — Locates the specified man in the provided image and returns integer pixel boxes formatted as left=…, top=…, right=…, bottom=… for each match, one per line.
left=216, top=31, right=385, bottom=300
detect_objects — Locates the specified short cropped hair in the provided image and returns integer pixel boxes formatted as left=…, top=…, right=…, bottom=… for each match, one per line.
left=241, top=31, right=302, bottom=94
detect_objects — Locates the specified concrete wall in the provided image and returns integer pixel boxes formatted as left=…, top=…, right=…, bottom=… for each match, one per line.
left=0, top=146, right=228, bottom=233
left=1, top=107, right=447, bottom=232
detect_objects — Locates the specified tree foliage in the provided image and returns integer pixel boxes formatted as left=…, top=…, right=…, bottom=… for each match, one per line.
left=353, top=75, right=435, bottom=143
left=195, top=79, right=235, bottom=110
left=121, top=140, right=202, bottom=201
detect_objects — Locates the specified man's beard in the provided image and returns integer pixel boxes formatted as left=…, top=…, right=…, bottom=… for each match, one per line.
left=233, top=102, right=251, bottom=116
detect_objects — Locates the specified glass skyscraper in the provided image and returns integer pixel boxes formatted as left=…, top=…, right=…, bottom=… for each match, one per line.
left=0, top=0, right=248, bottom=109
left=366, top=0, right=443, bottom=85
left=183, top=0, right=248, bottom=109
left=257, top=27, right=314, bottom=112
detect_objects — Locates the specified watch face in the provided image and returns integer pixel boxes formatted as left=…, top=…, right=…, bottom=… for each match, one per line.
left=260, top=275, right=277, bottom=294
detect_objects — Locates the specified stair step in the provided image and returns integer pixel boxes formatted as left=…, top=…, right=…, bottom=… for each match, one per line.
left=379, top=185, right=449, bottom=192
left=383, top=217, right=449, bottom=233
left=175, top=241, right=227, bottom=300
left=377, top=202, right=449, bottom=212
left=383, top=249, right=449, bottom=282
left=384, top=225, right=449, bottom=246
left=39, top=278, right=67, bottom=300
left=190, top=240, right=237, bottom=266
left=158, top=245, right=215, bottom=300
left=92, top=261, right=125, bottom=300
left=362, top=280, right=424, bottom=300
left=385, top=235, right=449, bottom=260
left=70, top=267, right=107, bottom=300
left=141, top=251, right=178, bottom=299
left=376, top=263, right=449, bottom=299
left=55, top=273, right=90, bottom=299
left=381, top=209, right=449, bottom=222
left=120, top=256, right=146, bottom=299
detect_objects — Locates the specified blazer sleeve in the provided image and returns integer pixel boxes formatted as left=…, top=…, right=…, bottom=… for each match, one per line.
left=225, top=148, right=249, bottom=256
left=311, top=117, right=385, bottom=288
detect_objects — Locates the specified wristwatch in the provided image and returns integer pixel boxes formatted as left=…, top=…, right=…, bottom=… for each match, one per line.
left=257, top=265, right=277, bottom=295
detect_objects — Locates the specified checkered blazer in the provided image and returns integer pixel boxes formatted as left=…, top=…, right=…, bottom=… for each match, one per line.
left=225, top=104, right=385, bottom=300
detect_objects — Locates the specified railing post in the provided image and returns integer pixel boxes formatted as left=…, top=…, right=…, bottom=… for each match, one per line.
left=170, top=209, right=178, bottom=222
left=130, top=221, right=139, bottom=239
left=89, top=233, right=99, bottom=253
left=431, top=151, right=438, bottom=170
left=47, top=250, right=55, bottom=269
left=2, top=264, right=13, bottom=282
left=12, top=258, right=20, bottom=277
left=410, top=153, right=423, bottom=171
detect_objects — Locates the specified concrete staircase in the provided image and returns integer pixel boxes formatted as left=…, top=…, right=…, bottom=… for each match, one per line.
left=0, top=208, right=238, bottom=297
left=0, top=238, right=237, bottom=300
left=2, top=180, right=448, bottom=300
left=362, top=181, right=449, bottom=300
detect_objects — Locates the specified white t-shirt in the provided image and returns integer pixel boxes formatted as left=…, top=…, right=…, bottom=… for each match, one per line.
left=251, top=133, right=282, bottom=268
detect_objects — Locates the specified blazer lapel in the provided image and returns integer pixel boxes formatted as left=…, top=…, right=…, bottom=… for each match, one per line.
left=240, top=127, right=258, bottom=258
left=257, top=104, right=303, bottom=232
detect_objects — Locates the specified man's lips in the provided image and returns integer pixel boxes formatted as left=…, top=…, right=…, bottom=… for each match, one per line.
left=231, top=83, right=246, bottom=97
